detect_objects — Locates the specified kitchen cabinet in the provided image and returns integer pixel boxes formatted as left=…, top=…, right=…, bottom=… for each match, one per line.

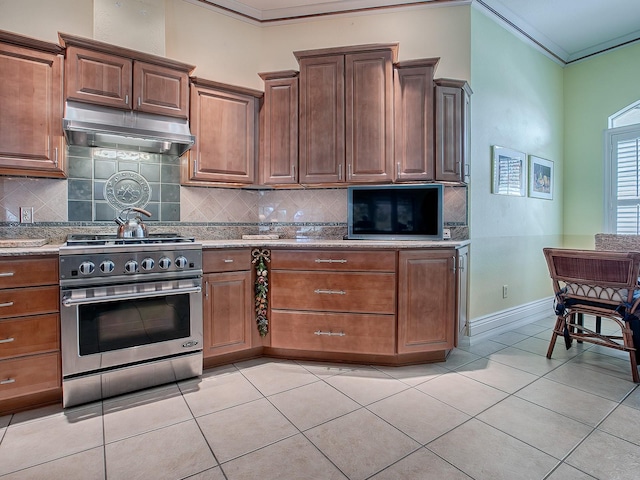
left=0, top=255, right=61, bottom=415
left=397, top=249, right=457, bottom=353
left=259, top=70, right=299, bottom=185
left=184, top=78, right=262, bottom=185
left=59, top=33, right=194, bottom=119
left=393, top=58, right=439, bottom=182
left=456, top=245, right=469, bottom=343
left=202, top=249, right=254, bottom=362
left=0, top=30, right=66, bottom=178
left=295, top=44, right=397, bottom=184
left=269, top=250, right=396, bottom=355
left=435, top=78, right=472, bottom=183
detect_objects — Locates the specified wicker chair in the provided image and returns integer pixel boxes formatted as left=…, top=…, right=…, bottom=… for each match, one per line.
left=543, top=247, right=640, bottom=382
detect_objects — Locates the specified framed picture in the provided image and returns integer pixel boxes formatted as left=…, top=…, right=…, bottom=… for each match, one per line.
left=492, top=146, right=527, bottom=196
left=529, top=156, right=553, bottom=199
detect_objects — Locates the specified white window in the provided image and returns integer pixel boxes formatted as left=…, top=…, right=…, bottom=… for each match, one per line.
left=604, top=102, right=640, bottom=233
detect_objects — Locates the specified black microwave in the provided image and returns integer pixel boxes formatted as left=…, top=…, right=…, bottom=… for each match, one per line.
left=347, top=184, right=444, bottom=240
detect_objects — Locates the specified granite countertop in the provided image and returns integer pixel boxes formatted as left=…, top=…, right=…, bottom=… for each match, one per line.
left=0, top=238, right=470, bottom=256
left=199, top=238, right=470, bottom=249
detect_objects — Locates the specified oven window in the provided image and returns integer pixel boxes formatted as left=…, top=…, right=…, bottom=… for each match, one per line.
left=78, top=294, right=191, bottom=355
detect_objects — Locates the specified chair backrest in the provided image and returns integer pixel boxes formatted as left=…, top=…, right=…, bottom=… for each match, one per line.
left=543, top=247, right=640, bottom=307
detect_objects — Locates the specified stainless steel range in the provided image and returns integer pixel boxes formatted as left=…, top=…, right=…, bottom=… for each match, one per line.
left=59, top=233, right=203, bottom=407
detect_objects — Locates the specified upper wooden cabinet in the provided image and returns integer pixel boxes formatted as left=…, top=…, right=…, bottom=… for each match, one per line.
left=258, top=71, right=299, bottom=185
left=435, top=78, right=472, bottom=183
left=59, top=33, right=194, bottom=119
left=393, top=58, right=439, bottom=182
left=184, top=78, right=262, bottom=185
left=0, top=31, right=66, bottom=178
left=295, top=44, right=397, bottom=184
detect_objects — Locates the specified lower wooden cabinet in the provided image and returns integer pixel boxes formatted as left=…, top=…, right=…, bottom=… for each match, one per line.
left=0, top=255, right=61, bottom=415
left=397, top=250, right=457, bottom=353
left=202, top=249, right=253, bottom=358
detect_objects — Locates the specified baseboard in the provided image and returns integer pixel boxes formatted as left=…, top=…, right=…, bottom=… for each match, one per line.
left=464, top=296, right=554, bottom=344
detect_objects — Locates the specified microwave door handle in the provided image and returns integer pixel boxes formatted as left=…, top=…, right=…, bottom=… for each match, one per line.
left=62, top=285, right=202, bottom=307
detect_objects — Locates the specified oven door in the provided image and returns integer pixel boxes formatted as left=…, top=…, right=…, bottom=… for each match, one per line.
left=60, top=277, right=203, bottom=378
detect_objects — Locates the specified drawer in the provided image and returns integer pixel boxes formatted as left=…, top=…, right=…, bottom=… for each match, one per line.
left=270, top=310, right=395, bottom=355
left=0, top=352, right=61, bottom=401
left=203, top=249, right=251, bottom=273
left=270, top=250, right=396, bottom=272
left=0, top=314, right=59, bottom=359
left=0, top=256, right=58, bottom=289
left=271, top=271, right=396, bottom=314
left=0, top=286, right=59, bottom=319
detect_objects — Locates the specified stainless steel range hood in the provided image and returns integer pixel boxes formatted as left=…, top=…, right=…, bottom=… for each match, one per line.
left=63, top=101, right=195, bottom=157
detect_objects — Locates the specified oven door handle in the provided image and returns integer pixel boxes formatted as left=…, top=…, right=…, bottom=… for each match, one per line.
left=62, top=286, right=202, bottom=307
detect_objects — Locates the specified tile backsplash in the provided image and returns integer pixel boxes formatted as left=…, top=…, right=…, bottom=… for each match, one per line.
left=0, top=146, right=468, bottom=237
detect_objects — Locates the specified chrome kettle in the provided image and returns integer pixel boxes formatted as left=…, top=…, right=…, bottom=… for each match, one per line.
left=115, top=207, right=151, bottom=238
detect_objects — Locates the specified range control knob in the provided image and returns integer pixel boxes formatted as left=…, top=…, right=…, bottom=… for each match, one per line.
left=158, top=257, right=171, bottom=270
left=100, top=260, right=115, bottom=273
left=141, top=258, right=155, bottom=271
left=124, top=260, right=139, bottom=273
left=79, top=261, right=95, bottom=275
left=175, top=256, right=188, bottom=269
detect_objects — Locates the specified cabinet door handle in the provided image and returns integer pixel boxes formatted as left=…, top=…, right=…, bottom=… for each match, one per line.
left=347, top=163, right=352, bottom=179
left=205, top=280, right=209, bottom=298
left=125, top=94, right=129, bottom=105
left=452, top=256, right=457, bottom=272
left=397, top=162, right=401, bottom=177
left=0, top=378, right=16, bottom=385
left=0, top=301, right=14, bottom=308
left=224, top=259, right=234, bottom=263
left=138, top=97, right=142, bottom=107
left=291, top=164, right=296, bottom=179
left=0, top=337, right=15, bottom=344
left=54, top=147, right=58, bottom=167
left=0, top=272, right=14, bottom=277
left=314, top=330, right=346, bottom=337
left=338, top=164, right=343, bottom=181
left=315, top=259, right=347, bottom=264
left=314, top=289, right=346, bottom=295
left=459, top=255, right=465, bottom=271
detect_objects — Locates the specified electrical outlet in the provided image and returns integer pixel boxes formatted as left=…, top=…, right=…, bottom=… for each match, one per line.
left=502, top=285, right=508, bottom=298
left=443, top=228, right=451, bottom=240
left=20, top=207, right=34, bottom=224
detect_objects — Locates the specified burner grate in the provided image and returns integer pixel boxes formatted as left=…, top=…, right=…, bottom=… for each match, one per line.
left=65, top=233, right=195, bottom=246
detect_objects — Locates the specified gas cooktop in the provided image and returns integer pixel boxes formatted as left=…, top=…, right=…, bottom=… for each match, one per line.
left=65, top=233, right=195, bottom=246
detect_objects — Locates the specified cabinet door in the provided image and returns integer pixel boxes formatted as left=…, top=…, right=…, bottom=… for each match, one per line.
left=435, top=80, right=471, bottom=183
left=64, top=45, right=132, bottom=109
left=133, top=61, right=189, bottom=118
left=298, top=55, right=345, bottom=184
left=188, top=85, right=257, bottom=184
left=398, top=250, right=456, bottom=353
left=456, top=246, right=469, bottom=344
left=345, top=50, right=394, bottom=183
left=260, top=73, right=299, bottom=185
left=0, top=43, right=65, bottom=177
left=203, top=271, right=252, bottom=357
left=394, top=63, right=436, bottom=181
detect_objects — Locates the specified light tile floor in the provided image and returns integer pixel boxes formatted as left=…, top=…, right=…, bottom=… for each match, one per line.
left=1, top=315, right=640, bottom=480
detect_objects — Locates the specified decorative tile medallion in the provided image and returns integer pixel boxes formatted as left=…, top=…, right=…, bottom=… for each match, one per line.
left=104, top=171, right=151, bottom=211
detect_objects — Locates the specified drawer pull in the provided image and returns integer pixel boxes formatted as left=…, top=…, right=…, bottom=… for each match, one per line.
left=314, top=330, right=346, bottom=337
left=0, top=301, right=14, bottom=308
left=224, top=259, right=234, bottom=263
left=0, top=337, right=15, bottom=344
left=1, top=378, right=16, bottom=385
left=315, top=259, right=347, bottom=264
left=0, top=272, right=14, bottom=277
left=314, top=289, right=346, bottom=295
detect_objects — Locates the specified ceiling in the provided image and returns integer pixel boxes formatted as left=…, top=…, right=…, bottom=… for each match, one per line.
left=194, top=0, right=640, bottom=64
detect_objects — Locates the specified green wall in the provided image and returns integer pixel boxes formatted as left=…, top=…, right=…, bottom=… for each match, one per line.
left=563, top=42, right=640, bottom=247
left=468, top=7, right=564, bottom=325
